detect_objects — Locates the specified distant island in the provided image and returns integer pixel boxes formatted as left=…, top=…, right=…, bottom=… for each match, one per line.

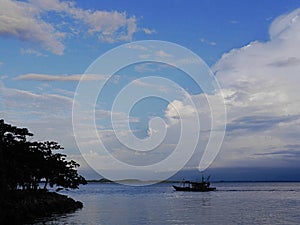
left=0, top=119, right=87, bottom=224
left=87, top=178, right=182, bottom=184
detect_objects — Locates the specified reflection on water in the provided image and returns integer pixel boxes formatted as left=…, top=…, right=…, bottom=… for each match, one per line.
left=31, top=182, right=300, bottom=225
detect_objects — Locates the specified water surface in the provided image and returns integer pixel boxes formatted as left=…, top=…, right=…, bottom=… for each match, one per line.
left=32, top=182, right=300, bottom=225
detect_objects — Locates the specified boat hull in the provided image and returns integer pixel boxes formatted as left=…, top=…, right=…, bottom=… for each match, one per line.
left=173, top=185, right=216, bottom=192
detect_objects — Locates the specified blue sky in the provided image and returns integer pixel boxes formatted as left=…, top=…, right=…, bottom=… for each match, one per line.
left=1, top=0, right=300, bottom=180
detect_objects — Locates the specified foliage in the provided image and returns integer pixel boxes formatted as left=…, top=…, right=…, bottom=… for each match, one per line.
left=0, top=119, right=87, bottom=192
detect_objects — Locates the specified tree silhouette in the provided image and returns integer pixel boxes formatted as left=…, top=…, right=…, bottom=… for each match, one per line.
left=0, top=119, right=86, bottom=192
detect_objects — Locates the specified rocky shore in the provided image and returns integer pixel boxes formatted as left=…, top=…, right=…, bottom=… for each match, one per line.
left=0, top=190, right=83, bottom=224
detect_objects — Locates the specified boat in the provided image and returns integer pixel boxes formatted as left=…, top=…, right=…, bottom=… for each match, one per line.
left=173, top=175, right=216, bottom=192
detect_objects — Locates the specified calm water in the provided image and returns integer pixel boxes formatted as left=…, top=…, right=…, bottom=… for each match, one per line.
left=31, top=182, right=300, bottom=225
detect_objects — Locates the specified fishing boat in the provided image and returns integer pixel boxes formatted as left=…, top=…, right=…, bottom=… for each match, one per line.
left=173, top=176, right=216, bottom=192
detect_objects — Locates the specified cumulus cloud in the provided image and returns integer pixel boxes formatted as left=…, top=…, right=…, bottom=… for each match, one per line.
left=0, top=0, right=139, bottom=54
left=213, top=9, right=300, bottom=118
left=210, top=7, right=300, bottom=167
left=165, top=100, right=197, bottom=125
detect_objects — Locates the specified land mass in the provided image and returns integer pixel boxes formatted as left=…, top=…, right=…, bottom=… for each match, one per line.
left=0, top=190, right=83, bottom=224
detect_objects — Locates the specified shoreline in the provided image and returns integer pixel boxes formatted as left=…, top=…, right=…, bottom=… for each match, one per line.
left=0, top=190, right=83, bottom=225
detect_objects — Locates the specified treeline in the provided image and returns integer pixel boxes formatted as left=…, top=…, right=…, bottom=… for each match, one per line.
left=0, top=119, right=86, bottom=192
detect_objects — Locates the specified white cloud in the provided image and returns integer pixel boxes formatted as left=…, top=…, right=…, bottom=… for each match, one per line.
left=142, top=28, right=157, bottom=35
left=269, top=8, right=300, bottom=42
left=0, top=82, right=69, bottom=131
left=0, top=81, right=79, bottom=152
left=200, top=37, right=217, bottom=46
left=0, top=84, right=73, bottom=112
left=210, top=7, right=300, bottom=167
left=0, top=0, right=139, bottom=54
left=30, top=0, right=138, bottom=42
left=15, top=73, right=108, bottom=81
left=165, top=100, right=197, bottom=125
left=134, top=63, right=159, bottom=73
left=0, top=0, right=65, bottom=55
left=155, top=50, right=173, bottom=58
left=80, top=11, right=137, bottom=43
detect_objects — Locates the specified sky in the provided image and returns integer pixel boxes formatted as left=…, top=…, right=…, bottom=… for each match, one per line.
left=1, top=0, right=300, bottom=181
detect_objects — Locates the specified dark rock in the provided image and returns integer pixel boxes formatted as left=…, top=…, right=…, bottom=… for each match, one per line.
left=0, top=190, right=83, bottom=224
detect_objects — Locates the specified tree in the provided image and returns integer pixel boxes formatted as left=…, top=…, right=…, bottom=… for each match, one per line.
left=0, top=119, right=33, bottom=191
left=0, top=119, right=86, bottom=192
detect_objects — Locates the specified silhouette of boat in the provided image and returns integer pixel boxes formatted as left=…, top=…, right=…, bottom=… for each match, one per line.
left=173, top=175, right=216, bottom=192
